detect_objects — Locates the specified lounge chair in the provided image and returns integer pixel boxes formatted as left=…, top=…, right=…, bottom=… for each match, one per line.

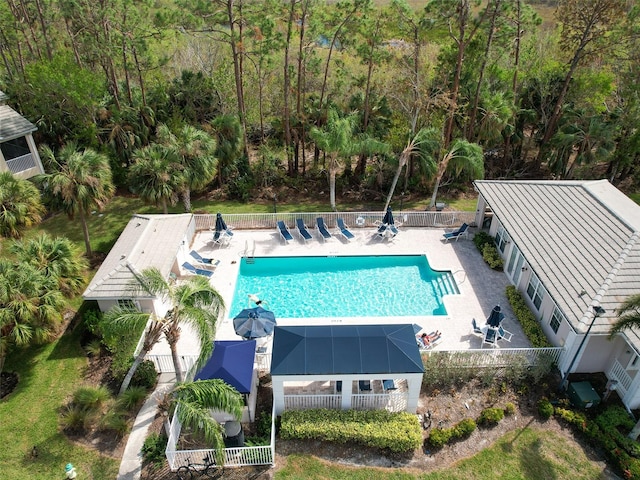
left=498, top=325, right=513, bottom=342
left=471, top=318, right=484, bottom=336
left=295, top=218, right=313, bottom=243
left=276, top=221, right=294, bottom=244
left=387, top=223, right=399, bottom=238
left=358, top=380, right=371, bottom=392
left=443, top=223, right=469, bottom=242
left=417, top=331, right=442, bottom=350
left=374, top=223, right=387, bottom=239
left=481, top=327, right=499, bottom=348
left=182, top=262, right=213, bottom=278
left=212, top=229, right=231, bottom=247
left=315, top=217, right=332, bottom=241
left=189, top=250, right=220, bottom=268
left=336, top=218, right=355, bottom=241
left=382, top=379, right=396, bottom=391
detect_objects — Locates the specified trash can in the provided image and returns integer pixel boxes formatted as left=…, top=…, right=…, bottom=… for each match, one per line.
left=223, top=420, right=245, bottom=447
left=567, top=381, right=601, bottom=409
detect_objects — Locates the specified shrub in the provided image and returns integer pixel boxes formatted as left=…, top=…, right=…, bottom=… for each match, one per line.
left=473, top=231, right=493, bottom=251
left=131, top=360, right=158, bottom=390
left=537, top=398, right=554, bottom=420
left=428, top=427, right=452, bottom=448
left=117, top=386, right=148, bottom=411
left=478, top=407, right=505, bottom=426
left=482, top=243, right=504, bottom=270
left=280, top=409, right=422, bottom=453
left=506, top=286, right=552, bottom=348
left=99, top=409, right=130, bottom=437
left=60, top=404, right=95, bottom=433
left=141, top=433, right=168, bottom=468
left=84, top=339, right=103, bottom=357
left=83, top=308, right=103, bottom=337
left=73, top=386, right=111, bottom=410
left=453, top=418, right=477, bottom=438
left=255, top=410, right=272, bottom=438
left=504, top=402, right=516, bottom=415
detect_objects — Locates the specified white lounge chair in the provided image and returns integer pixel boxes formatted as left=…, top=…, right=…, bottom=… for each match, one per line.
left=277, top=221, right=294, bottom=244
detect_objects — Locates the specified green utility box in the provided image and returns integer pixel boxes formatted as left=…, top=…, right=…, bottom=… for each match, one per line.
left=567, top=381, right=601, bottom=409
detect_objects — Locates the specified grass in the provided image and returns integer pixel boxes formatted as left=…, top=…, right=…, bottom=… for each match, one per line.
left=0, top=326, right=119, bottom=480
left=276, top=427, right=606, bottom=480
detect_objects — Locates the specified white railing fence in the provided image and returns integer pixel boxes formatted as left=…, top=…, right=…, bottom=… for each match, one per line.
left=284, top=394, right=341, bottom=411
left=422, top=347, right=565, bottom=369
left=607, top=359, right=632, bottom=397
left=255, top=353, right=271, bottom=372
left=146, top=354, right=198, bottom=376
left=194, top=211, right=475, bottom=231
left=165, top=404, right=276, bottom=470
left=351, top=392, right=408, bottom=412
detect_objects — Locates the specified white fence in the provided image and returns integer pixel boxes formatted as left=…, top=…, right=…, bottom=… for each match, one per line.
left=146, top=354, right=198, bottom=376
left=351, top=392, right=408, bottom=412
left=194, top=211, right=475, bottom=231
left=421, top=347, right=565, bottom=368
left=607, top=359, right=633, bottom=397
left=166, top=404, right=276, bottom=470
left=284, top=394, right=341, bottom=410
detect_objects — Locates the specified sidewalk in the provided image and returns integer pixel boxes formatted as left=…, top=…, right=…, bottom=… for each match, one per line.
left=117, top=376, right=175, bottom=480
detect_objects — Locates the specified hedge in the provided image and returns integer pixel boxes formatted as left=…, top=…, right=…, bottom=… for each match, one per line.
left=280, top=409, right=422, bottom=453
left=505, top=286, right=552, bottom=348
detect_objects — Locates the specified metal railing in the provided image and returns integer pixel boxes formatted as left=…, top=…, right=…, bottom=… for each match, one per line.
left=421, top=347, right=565, bottom=368
left=166, top=404, right=276, bottom=469
left=194, top=211, right=475, bottom=231
left=5, top=153, right=35, bottom=173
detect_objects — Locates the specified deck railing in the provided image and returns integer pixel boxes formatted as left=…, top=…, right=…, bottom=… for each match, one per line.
left=194, top=211, right=475, bottom=231
left=607, top=359, right=632, bottom=397
left=284, top=394, right=341, bottom=410
left=351, top=392, right=408, bottom=412
left=166, top=404, right=276, bottom=470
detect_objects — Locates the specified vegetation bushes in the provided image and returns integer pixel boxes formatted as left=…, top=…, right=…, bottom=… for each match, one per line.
left=505, top=286, right=552, bottom=348
left=142, top=432, right=169, bottom=468
left=477, top=407, right=505, bottom=426
left=537, top=398, right=554, bottom=419
left=280, top=409, right=422, bottom=453
left=473, top=231, right=503, bottom=271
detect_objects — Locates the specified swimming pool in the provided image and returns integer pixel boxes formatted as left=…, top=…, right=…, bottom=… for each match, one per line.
left=229, top=255, right=458, bottom=318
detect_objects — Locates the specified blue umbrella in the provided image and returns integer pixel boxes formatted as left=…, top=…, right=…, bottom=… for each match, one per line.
left=215, top=212, right=228, bottom=233
left=486, top=305, right=505, bottom=328
left=382, top=207, right=395, bottom=225
left=233, top=306, right=277, bottom=339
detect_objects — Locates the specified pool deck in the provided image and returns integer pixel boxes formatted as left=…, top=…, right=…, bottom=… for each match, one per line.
left=149, top=225, right=530, bottom=358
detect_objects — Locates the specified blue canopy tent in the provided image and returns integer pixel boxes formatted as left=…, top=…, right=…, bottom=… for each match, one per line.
left=195, top=340, right=256, bottom=394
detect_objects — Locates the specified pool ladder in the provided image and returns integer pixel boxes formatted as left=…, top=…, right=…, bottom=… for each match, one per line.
left=244, top=240, right=256, bottom=263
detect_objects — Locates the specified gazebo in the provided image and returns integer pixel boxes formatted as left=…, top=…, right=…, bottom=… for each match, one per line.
left=270, top=324, right=424, bottom=415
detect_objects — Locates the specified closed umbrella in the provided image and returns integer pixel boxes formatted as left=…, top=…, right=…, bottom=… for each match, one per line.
left=382, top=207, right=394, bottom=225
left=233, top=306, right=277, bottom=340
left=486, top=305, right=505, bottom=328
left=215, top=212, right=228, bottom=233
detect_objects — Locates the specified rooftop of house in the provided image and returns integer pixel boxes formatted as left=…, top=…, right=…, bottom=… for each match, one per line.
left=0, top=105, right=36, bottom=141
left=83, top=213, right=194, bottom=300
left=474, top=180, right=640, bottom=347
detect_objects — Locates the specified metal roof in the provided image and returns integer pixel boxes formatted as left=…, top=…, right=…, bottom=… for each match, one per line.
left=195, top=340, right=256, bottom=394
left=474, top=180, right=640, bottom=342
left=270, top=324, right=424, bottom=376
left=0, top=105, right=36, bottom=141
left=83, top=214, right=194, bottom=299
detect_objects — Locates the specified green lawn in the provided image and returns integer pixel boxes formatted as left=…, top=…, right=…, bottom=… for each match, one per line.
left=276, top=427, right=607, bottom=480
left=0, top=326, right=119, bottom=480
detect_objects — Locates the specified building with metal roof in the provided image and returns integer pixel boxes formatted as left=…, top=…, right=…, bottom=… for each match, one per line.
left=0, top=90, right=44, bottom=179
left=474, top=179, right=640, bottom=409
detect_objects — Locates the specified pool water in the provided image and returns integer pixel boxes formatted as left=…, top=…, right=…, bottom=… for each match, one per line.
left=229, top=255, right=458, bottom=319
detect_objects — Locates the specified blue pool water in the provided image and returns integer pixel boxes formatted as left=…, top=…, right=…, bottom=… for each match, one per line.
left=229, top=255, right=458, bottom=318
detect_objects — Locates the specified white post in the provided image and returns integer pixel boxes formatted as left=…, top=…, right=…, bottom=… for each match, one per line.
left=406, top=375, right=422, bottom=413
left=341, top=379, right=351, bottom=410
left=272, top=377, right=285, bottom=416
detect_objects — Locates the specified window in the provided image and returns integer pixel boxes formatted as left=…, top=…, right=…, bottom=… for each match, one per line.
left=526, top=275, right=546, bottom=310
left=495, top=224, right=510, bottom=253
left=550, top=306, right=565, bottom=334
left=117, top=299, right=138, bottom=310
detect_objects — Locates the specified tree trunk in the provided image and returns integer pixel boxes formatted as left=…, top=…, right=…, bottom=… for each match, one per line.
left=182, top=189, right=192, bottom=213
left=119, top=352, right=147, bottom=395
left=34, top=0, right=53, bottom=60
left=283, top=0, right=296, bottom=175
left=79, top=209, right=92, bottom=256
left=227, top=0, right=250, bottom=159
left=132, top=45, right=147, bottom=107
left=162, top=198, right=168, bottom=215
left=429, top=152, right=453, bottom=209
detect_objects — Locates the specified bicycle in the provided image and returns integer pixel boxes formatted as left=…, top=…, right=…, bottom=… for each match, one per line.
left=175, top=454, right=224, bottom=479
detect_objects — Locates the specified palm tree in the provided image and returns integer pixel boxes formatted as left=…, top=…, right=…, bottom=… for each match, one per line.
left=156, top=123, right=217, bottom=212
left=210, top=114, right=244, bottom=187
left=172, top=379, right=243, bottom=455
left=0, top=258, right=65, bottom=374
left=309, top=108, right=389, bottom=210
left=129, top=143, right=184, bottom=214
left=37, top=144, right=115, bottom=256
left=104, top=268, right=224, bottom=389
left=10, top=233, right=88, bottom=297
left=609, top=293, right=640, bottom=439
left=428, top=139, right=485, bottom=209
left=0, top=171, right=45, bottom=238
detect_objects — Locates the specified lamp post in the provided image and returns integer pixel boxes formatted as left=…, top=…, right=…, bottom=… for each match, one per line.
left=559, top=304, right=605, bottom=390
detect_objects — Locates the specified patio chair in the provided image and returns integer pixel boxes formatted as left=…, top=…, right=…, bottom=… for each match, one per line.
left=212, top=229, right=231, bottom=247
left=387, top=223, right=399, bottom=238
left=481, top=327, right=499, bottom=348
left=443, top=223, right=469, bottom=243
left=358, top=380, right=371, bottom=392
left=189, top=250, right=220, bottom=268
left=315, top=217, right=332, bottom=242
left=471, top=318, right=484, bottom=337
left=276, top=221, right=294, bottom=244
left=336, top=218, right=355, bottom=241
left=417, top=331, right=442, bottom=350
left=374, top=223, right=387, bottom=239
left=382, top=379, right=397, bottom=391
left=498, top=325, right=513, bottom=342
left=182, top=261, right=214, bottom=278
left=295, top=218, right=313, bottom=243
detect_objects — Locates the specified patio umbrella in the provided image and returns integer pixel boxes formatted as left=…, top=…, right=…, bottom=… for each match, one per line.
left=233, top=306, right=277, bottom=340
left=486, top=305, right=505, bottom=328
left=382, top=207, right=394, bottom=225
left=215, top=212, right=228, bottom=232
